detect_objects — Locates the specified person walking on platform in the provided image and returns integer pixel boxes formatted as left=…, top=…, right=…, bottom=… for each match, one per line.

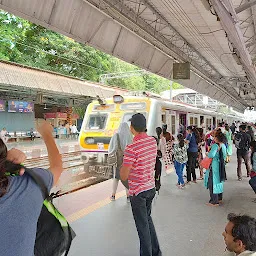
left=0, top=121, right=63, bottom=256
left=247, top=126, right=255, bottom=142
left=120, top=113, right=162, bottom=256
left=185, top=126, right=200, bottom=184
left=156, top=127, right=167, bottom=174
left=204, top=131, right=227, bottom=206
left=205, top=127, right=212, bottom=153
left=222, top=213, right=256, bottom=255
left=173, top=134, right=188, bottom=189
left=197, top=128, right=205, bottom=180
left=162, top=124, right=174, bottom=167
left=108, top=122, right=132, bottom=201
left=230, top=123, right=236, bottom=135
left=224, top=125, right=233, bottom=163
left=235, top=125, right=251, bottom=181
left=249, top=141, right=256, bottom=203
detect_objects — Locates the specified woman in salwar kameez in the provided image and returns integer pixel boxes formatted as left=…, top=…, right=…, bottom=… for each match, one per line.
left=204, top=131, right=227, bottom=206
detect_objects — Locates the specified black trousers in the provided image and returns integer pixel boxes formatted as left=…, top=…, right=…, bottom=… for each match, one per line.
left=186, top=151, right=198, bottom=182
left=208, top=171, right=222, bottom=204
left=130, top=189, right=162, bottom=256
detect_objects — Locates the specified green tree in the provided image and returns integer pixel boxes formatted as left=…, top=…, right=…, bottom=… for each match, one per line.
left=0, top=10, right=183, bottom=94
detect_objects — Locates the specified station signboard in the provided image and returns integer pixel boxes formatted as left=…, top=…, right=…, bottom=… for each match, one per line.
left=0, top=100, right=5, bottom=112
left=173, top=62, right=190, bottom=79
left=8, top=101, right=34, bottom=113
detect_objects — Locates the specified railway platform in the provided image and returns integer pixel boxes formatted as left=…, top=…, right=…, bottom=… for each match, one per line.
left=56, top=152, right=256, bottom=256
left=7, top=138, right=80, bottom=158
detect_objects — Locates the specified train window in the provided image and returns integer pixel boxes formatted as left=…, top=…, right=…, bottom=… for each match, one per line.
left=86, top=114, right=108, bottom=130
left=122, top=112, right=147, bottom=125
left=120, top=102, right=146, bottom=111
left=190, top=117, right=193, bottom=125
left=171, top=115, right=176, bottom=135
left=194, top=117, right=198, bottom=126
left=162, top=113, right=166, bottom=124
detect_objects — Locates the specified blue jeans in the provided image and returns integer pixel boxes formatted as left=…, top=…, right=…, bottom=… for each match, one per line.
left=130, top=188, right=162, bottom=256
left=174, top=161, right=185, bottom=185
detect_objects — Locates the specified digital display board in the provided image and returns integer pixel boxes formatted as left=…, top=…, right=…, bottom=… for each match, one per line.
left=0, top=100, right=5, bottom=112
left=8, top=101, right=34, bottom=113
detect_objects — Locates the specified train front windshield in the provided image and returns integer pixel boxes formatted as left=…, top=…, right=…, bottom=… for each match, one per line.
left=87, top=114, right=108, bottom=130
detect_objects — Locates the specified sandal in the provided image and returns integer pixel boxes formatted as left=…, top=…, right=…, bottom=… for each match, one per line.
left=206, top=203, right=219, bottom=207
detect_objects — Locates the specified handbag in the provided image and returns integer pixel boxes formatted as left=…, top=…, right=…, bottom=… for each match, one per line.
left=200, top=156, right=213, bottom=169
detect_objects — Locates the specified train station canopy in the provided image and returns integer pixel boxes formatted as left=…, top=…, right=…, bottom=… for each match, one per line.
left=1, top=0, right=256, bottom=112
left=0, top=61, right=126, bottom=106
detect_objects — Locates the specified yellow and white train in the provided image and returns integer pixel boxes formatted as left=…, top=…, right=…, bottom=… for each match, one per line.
left=79, top=93, right=242, bottom=174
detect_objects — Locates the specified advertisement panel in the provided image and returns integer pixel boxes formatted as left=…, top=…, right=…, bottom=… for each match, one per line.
left=0, top=100, right=5, bottom=112
left=8, top=101, right=34, bottom=113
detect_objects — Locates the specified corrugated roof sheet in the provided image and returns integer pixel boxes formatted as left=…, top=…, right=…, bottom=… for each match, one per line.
left=0, top=61, right=126, bottom=98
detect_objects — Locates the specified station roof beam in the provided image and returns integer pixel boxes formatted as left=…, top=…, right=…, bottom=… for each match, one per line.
left=1, top=0, right=255, bottom=112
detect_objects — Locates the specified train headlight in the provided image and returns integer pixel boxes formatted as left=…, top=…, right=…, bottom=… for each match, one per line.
left=85, top=137, right=95, bottom=144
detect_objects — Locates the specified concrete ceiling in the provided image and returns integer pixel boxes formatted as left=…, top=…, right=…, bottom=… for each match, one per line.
left=1, top=0, right=256, bottom=112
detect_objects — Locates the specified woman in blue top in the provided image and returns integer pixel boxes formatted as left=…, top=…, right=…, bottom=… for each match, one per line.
left=0, top=121, right=63, bottom=256
left=204, top=131, right=227, bottom=206
left=185, top=126, right=200, bottom=184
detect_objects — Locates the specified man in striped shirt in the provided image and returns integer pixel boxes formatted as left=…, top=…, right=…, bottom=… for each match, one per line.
left=120, top=113, right=162, bottom=256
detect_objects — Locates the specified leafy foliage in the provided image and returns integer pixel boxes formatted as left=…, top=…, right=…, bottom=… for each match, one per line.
left=0, top=10, right=183, bottom=93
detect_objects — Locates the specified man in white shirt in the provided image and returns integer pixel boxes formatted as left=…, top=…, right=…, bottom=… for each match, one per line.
left=223, top=213, right=256, bottom=256
left=70, top=124, right=78, bottom=139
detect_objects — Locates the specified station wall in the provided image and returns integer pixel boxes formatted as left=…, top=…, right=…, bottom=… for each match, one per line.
left=0, top=112, right=35, bottom=132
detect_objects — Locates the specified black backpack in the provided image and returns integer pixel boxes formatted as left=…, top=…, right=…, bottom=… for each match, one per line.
left=26, top=168, right=76, bottom=256
left=235, top=132, right=249, bottom=151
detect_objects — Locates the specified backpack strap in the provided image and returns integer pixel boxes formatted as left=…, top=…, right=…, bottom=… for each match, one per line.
left=25, top=168, right=49, bottom=199
left=26, top=168, right=73, bottom=256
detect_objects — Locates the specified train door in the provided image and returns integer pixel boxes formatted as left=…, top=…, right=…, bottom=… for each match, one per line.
left=200, top=115, right=205, bottom=128
left=171, top=114, right=176, bottom=135
left=213, top=116, right=216, bottom=129
left=179, top=113, right=187, bottom=136
left=194, top=116, right=199, bottom=127
left=162, top=109, right=166, bottom=125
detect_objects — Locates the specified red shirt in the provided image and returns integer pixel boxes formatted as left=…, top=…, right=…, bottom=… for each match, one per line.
left=123, top=133, right=157, bottom=196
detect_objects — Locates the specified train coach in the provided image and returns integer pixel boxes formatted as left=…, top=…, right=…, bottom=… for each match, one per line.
left=78, top=93, right=241, bottom=178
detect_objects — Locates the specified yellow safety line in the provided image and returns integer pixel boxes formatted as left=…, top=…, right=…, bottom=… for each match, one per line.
left=67, top=190, right=126, bottom=223
left=67, top=167, right=174, bottom=223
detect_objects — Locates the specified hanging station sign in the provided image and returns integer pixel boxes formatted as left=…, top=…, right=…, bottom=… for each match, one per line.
left=173, top=62, right=190, bottom=79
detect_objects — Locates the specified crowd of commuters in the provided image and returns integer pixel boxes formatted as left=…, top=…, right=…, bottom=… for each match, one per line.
left=107, top=115, right=256, bottom=256
left=1, top=114, right=256, bottom=256
left=54, top=122, right=78, bottom=139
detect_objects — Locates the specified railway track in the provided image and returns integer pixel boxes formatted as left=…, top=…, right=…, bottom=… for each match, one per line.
left=24, top=151, right=105, bottom=197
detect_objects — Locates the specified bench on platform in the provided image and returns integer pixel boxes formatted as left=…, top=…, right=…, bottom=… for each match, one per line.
left=7, top=131, right=41, bottom=142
